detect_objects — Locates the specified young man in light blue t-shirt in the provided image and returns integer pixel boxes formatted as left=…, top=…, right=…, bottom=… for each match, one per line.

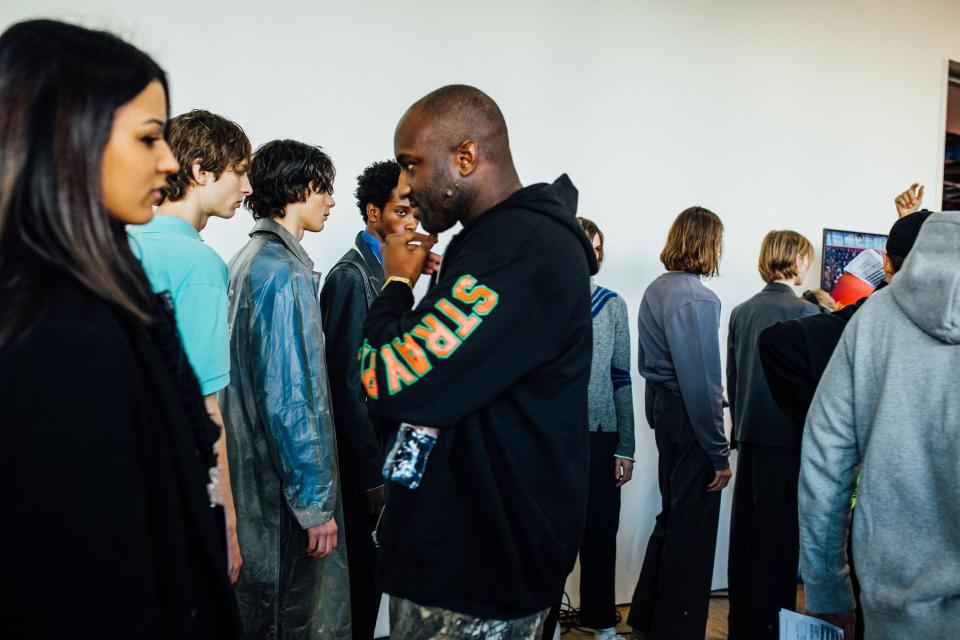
left=129, top=109, right=252, bottom=584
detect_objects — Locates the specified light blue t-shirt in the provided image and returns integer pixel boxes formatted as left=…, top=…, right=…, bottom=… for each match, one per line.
left=129, top=215, right=230, bottom=396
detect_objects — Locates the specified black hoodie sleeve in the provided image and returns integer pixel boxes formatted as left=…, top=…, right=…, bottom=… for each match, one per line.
left=361, top=217, right=589, bottom=428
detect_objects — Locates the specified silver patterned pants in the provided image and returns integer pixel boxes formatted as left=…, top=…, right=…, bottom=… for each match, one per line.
left=389, top=596, right=548, bottom=640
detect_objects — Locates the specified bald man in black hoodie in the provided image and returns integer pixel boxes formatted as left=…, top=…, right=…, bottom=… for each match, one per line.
left=360, top=85, right=597, bottom=639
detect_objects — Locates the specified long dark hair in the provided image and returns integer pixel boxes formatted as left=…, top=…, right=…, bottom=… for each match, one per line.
left=0, top=20, right=169, bottom=347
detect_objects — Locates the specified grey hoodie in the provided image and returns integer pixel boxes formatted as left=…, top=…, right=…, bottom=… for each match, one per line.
left=799, top=212, right=960, bottom=640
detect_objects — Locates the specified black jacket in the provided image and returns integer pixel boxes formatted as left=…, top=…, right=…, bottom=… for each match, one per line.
left=362, top=176, right=598, bottom=619
left=0, top=280, right=241, bottom=639
left=319, top=232, right=385, bottom=493
left=757, top=294, right=870, bottom=431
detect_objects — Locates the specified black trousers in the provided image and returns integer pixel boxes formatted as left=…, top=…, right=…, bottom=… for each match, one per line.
left=542, top=431, right=622, bottom=638
left=579, top=431, right=622, bottom=629
left=727, top=442, right=801, bottom=640
left=343, top=487, right=382, bottom=640
left=627, top=388, right=721, bottom=640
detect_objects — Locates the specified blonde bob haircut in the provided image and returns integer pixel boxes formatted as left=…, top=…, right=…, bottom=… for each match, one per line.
left=758, top=230, right=814, bottom=283
left=660, top=206, right=724, bottom=277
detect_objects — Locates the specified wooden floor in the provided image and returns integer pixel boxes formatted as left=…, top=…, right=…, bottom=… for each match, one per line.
left=562, top=587, right=805, bottom=640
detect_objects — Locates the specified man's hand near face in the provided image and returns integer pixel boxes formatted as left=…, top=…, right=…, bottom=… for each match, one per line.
left=423, top=251, right=442, bottom=276
left=383, top=230, right=438, bottom=285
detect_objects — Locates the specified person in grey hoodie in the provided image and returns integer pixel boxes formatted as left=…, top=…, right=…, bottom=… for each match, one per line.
left=628, top=206, right=732, bottom=640
left=799, top=211, right=960, bottom=640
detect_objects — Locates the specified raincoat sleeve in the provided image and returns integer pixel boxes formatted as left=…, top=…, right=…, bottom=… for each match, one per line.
left=249, top=263, right=338, bottom=529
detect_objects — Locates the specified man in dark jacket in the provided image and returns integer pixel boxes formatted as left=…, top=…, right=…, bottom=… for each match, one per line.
left=360, top=85, right=598, bottom=639
left=319, top=160, right=420, bottom=640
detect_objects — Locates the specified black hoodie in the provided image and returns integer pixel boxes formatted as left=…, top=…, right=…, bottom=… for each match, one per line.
left=361, top=175, right=598, bottom=619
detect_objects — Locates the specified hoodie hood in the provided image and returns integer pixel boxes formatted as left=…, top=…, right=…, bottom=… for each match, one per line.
left=891, top=212, right=960, bottom=344
left=497, top=174, right=599, bottom=276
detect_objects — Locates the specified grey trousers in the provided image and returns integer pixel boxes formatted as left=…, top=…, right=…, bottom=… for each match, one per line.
left=389, top=597, right=548, bottom=640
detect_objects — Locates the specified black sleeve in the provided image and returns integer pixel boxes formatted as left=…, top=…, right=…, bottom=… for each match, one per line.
left=319, top=266, right=384, bottom=492
left=1, top=319, right=163, bottom=633
left=725, top=309, right=738, bottom=443
left=361, top=229, right=578, bottom=428
left=757, top=320, right=816, bottom=425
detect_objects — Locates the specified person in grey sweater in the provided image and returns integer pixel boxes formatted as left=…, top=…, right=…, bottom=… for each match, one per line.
left=799, top=211, right=960, bottom=640
left=725, top=230, right=819, bottom=640
left=544, top=218, right=636, bottom=640
left=627, top=207, right=731, bottom=640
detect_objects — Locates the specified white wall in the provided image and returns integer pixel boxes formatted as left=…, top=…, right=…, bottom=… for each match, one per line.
left=5, top=0, right=959, bottom=630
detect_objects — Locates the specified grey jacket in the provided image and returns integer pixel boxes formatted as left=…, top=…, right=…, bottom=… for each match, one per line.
left=221, top=218, right=350, bottom=639
left=727, top=282, right=819, bottom=448
left=588, top=280, right=636, bottom=459
left=637, top=271, right=729, bottom=470
left=799, top=212, right=960, bottom=640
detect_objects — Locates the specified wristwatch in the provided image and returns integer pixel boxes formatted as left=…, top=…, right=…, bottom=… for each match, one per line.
left=381, top=275, right=414, bottom=292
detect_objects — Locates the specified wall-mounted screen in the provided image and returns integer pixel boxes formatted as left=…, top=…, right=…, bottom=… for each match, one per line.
left=821, top=228, right=887, bottom=305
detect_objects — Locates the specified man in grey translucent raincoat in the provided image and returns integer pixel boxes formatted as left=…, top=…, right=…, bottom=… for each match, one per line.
left=221, top=139, right=350, bottom=639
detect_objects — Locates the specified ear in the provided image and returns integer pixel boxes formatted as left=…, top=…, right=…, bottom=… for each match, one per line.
left=366, top=203, right=381, bottom=223
left=882, top=253, right=895, bottom=283
left=456, top=140, right=479, bottom=177
left=190, top=158, right=210, bottom=186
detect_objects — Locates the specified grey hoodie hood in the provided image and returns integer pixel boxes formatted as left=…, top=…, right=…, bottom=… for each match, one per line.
left=891, top=211, right=960, bottom=344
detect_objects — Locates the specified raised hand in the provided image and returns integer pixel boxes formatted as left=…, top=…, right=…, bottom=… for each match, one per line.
left=894, top=183, right=924, bottom=218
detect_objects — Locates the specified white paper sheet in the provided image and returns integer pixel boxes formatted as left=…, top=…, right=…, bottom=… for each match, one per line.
left=843, top=248, right=886, bottom=288
left=779, top=609, right=844, bottom=640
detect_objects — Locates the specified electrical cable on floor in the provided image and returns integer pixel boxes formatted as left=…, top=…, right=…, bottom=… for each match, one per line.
left=556, top=591, right=624, bottom=636
left=555, top=588, right=730, bottom=635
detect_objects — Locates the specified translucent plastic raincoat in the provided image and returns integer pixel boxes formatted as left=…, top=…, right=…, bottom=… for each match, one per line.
left=221, top=218, right=351, bottom=639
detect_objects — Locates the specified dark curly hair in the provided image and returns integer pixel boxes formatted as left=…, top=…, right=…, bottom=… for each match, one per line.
left=355, top=160, right=401, bottom=222
left=161, top=109, right=251, bottom=203
left=244, top=140, right=335, bottom=220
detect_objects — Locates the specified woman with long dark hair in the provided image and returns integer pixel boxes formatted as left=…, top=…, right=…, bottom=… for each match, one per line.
left=0, top=20, right=240, bottom=638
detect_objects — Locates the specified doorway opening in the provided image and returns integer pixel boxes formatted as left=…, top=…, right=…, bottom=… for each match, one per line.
left=944, top=60, right=960, bottom=210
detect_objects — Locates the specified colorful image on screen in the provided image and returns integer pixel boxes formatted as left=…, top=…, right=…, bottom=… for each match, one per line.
left=821, top=229, right=888, bottom=306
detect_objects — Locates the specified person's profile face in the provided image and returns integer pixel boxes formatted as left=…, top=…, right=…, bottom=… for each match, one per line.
left=591, top=233, right=603, bottom=267
left=794, top=251, right=813, bottom=285
left=302, top=189, right=335, bottom=233
left=379, top=183, right=419, bottom=237
left=202, top=161, right=252, bottom=220
left=394, top=111, right=464, bottom=234
left=100, top=80, right=179, bottom=224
